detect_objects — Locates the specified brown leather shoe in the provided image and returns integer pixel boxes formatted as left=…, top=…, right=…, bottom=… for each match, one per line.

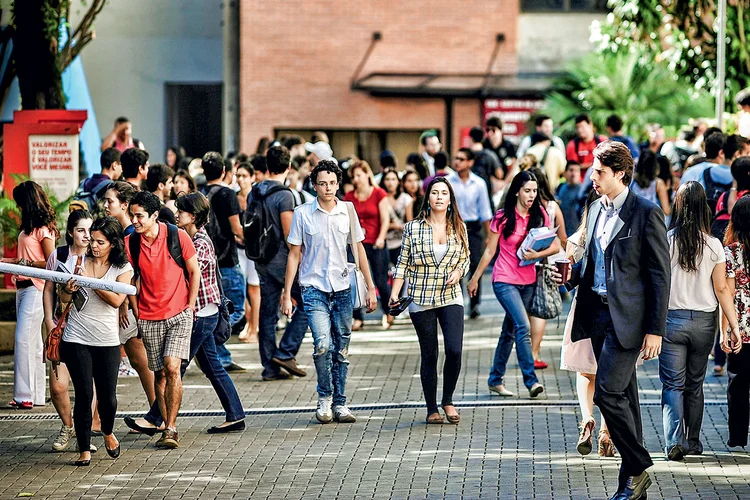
left=272, top=357, right=307, bottom=377
left=157, top=429, right=179, bottom=449
left=576, top=418, right=596, bottom=455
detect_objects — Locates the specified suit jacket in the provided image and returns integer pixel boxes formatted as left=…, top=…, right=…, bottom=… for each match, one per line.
left=567, top=190, right=670, bottom=350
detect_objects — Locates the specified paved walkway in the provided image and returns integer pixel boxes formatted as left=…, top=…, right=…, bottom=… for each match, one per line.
left=0, top=289, right=748, bottom=499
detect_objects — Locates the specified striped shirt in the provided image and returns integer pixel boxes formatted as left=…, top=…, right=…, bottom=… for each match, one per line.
left=394, top=219, right=470, bottom=307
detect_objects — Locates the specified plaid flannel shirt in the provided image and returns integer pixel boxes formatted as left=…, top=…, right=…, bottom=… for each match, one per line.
left=394, top=219, right=470, bottom=307
left=193, top=229, right=222, bottom=312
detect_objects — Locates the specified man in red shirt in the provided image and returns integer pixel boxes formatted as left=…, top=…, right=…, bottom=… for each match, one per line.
left=125, top=191, right=200, bottom=449
left=566, top=114, right=608, bottom=178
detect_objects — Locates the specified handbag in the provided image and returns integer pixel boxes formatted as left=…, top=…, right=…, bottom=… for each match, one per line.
left=529, top=262, right=562, bottom=320
left=45, top=255, right=83, bottom=366
left=195, top=231, right=234, bottom=345
left=345, top=202, right=369, bottom=309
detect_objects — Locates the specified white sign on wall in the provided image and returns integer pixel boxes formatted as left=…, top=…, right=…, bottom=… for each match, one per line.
left=28, top=134, right=79, bottom=201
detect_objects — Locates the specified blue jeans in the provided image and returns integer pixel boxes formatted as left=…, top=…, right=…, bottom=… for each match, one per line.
left=302, top=286, right=352, bottom=406
left=488, top=282, right=538, bottom=389
left=218, top=265, right=246, bottom=367
left=659, top=309, right=716, bottom=453
left=258, top=273, right=308, bottom=379
left=145, top=312, right=245, bottom=426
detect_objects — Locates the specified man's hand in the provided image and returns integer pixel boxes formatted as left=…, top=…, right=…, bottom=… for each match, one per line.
left=721, top=326, right=743, bottom=354
left=549, top=269, right=563, bottom=285
left=641, top=333, right=662, bottom=360
left=365, top=288, right=377, bottom=313
left=280, top=293, right=295, bottom=318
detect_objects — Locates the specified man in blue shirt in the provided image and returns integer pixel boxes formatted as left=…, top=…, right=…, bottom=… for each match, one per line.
left=606, top=115, right=639, bottom=161
left=446, top=148, right=493, bottom=319
left=680, top=132, right=732, bottom=212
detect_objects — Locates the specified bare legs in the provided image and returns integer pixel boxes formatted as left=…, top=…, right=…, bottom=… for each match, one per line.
left=155, top=356, right=182, bottom=430
left=240, top=284, right=260, bottom=342
left=124, top=338, right=156, bottom=406
left=530, top=316, right=546, bottom=363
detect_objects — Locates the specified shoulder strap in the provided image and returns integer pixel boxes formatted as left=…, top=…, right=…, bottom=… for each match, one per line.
left=345, top=201, right=361, bottom=270
left=540, top=146, right=551, bottom=165
left=257, top=184, right=291, bottom=201
left=166, top=223, right=188, bottom=281
left=57, top=245, right=70, bottom=264
left=91, top=178, right=112, bottom=195
left=206, top=184, right=224, bottom=202
left=128, top=232, right=141, bottom=279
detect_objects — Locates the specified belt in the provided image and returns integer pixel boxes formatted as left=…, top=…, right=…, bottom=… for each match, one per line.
left=16, top=280, right=34, bottom=289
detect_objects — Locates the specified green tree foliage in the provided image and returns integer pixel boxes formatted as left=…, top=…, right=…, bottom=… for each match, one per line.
left=593, top=0, right=750, bottom=108
left=544, top=49, right=713, bottom=139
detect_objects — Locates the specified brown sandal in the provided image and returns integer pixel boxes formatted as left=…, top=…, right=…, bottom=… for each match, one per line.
left=598, top=429, right=616, bottom=457
left=426, top=412, right=444, bottom=424
left=441, top=405, right=460, bottom=424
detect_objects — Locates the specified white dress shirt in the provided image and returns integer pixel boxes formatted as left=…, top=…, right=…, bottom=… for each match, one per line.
left=288, top=198, right=365, bottom=293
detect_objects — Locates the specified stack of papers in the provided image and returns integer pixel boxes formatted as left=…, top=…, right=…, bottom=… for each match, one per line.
left=516, top=227, right=557, bottom=266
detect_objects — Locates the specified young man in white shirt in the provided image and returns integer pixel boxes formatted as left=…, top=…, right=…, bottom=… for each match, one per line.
left=282, top=160, right=377, bottom=424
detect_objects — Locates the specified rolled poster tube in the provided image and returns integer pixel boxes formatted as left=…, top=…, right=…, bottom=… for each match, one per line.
left=0, top=262, right=136, bottom=295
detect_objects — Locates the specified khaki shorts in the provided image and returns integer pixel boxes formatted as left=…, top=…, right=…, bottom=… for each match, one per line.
left=118, top=309, right=139, bottom=345
left=137, top=308, right=193, bottom=371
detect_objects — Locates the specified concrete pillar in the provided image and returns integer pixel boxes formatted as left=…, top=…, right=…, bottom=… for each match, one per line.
left=222, top=0, right=240, bottom=154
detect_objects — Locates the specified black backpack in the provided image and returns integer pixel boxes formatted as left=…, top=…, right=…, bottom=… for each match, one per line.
left=74, top=177, right=111, bottom=214
left=128, top=223, right=188, bottom=282
left=703, top=167, right=733, bottom=214
left=202, top=185, right=234, bottom=263
left=243, top=183, right=292, bottom=264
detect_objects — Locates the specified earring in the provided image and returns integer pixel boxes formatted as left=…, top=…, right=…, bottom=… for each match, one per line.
left=447, top=205, right=452, bottom=214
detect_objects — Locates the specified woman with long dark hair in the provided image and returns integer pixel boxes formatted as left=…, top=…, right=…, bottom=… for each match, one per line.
left=390, top=177, right=469, bottom=424
left=630, top=150, right=671, bottom=216
left=345, top=160, right=393, bottom=330
left=166, top=145, right=186, bottom=170
left=659, top=181, right=739, bottom=460
left=723, top=196, right=750, bottom=447
left=3, top=181, right=58, bottom=409
left=42, top=209, right=96, bottom=451
left=380, top=167, right=414, bottom=267
left=467, top=171, right=560, bottom=399
left=402, top=169, right=424, bottom=218
left=59, top=216, right=132, bottom=465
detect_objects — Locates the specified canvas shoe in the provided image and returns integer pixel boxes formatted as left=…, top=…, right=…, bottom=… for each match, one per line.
left=52, top=424, right=75, bottom=452
left=316, top=396, right=333, bottom=424
left=333, top=405, right=356, bottom=423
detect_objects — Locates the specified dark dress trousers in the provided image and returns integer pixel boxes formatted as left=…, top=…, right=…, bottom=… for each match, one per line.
left=567, top=190, right=670, bottom=486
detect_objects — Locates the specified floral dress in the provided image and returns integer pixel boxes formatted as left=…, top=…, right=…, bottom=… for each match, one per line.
left=725, top=242, right=750, bottom=343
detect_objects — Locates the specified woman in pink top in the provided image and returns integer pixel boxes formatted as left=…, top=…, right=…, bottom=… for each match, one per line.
left=3, top=181, right=58, bottom=408
left=467, top=171, right=560, bottom=399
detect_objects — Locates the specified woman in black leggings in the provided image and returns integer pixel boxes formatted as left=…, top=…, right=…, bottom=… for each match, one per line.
left=390, top=177, right=470, bottom=424
left=59, top=217, right=133, bottom=465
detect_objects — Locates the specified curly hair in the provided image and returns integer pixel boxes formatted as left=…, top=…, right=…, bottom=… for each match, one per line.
left=88, top=216, right=128, bottom=268
left=12, top=181, right=59, bottom=237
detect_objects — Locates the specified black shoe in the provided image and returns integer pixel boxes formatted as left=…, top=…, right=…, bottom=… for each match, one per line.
left=224, top=362, right=247, bottom=373
left=666, top=444, right=685, bottom=461
left=123, top=416, right=159, bottom=436
left=262, top=372, right=292, bottom=381
left=469, top=307, right=481, bottom=320
left=106, top=444, right=121, bottom=459
left=231, top=316, right=247, bottom=336
left=207, top=420, right=246, bottom=434
left=73, top=459, right=90, bottom=466
left=727, top=440, right=747, bottom=448
left=272, top=357, right=307, bottom=377
left=614, top=471, right=651, bottom=500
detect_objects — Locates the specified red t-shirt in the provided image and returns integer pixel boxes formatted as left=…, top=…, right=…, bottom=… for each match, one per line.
left=566, top=135, right=608, bottom=174
left=125, top=222, right=196, bottom=321
left=344, top=187, right=387, bottom=245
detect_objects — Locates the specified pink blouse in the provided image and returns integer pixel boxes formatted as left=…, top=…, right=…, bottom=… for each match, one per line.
left=490, top=208, right=550, bottom=286
left=17, top=227, right=55, bottom=290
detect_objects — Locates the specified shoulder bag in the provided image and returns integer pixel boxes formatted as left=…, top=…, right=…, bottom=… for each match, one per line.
left=528, top=262, right=562, bottom=320
left=345, top=202, right=368, bottom=309
left=45, top=255, right=83, bottom=370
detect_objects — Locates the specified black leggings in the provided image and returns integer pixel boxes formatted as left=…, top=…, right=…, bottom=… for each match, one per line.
left=60, top=341, right=120, bottom=453
left=409, top=304, right=464, bottom=415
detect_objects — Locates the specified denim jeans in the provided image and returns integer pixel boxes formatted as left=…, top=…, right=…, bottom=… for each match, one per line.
left=258, top=273, right=308, bottom=379
left=488, top=282, right=538, bottom=389
left=302, top=286, right=352, bottom=406
left=659, top=309, right=716, bottom=453
left=221, top=265, right=246, bottom=327
left=145, top=311, right=245, bottom=426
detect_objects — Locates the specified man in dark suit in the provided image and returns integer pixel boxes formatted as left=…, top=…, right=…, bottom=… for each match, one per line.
left=561, top=141, right=670, bottom=500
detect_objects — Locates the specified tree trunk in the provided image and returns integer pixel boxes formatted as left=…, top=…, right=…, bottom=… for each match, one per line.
left=13, top=0, right=65, bottom=110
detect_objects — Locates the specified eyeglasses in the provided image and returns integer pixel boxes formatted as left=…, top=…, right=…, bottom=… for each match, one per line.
left=454, top=156, right=468, bottom=162
left=315, top=181, right=339, bottom=189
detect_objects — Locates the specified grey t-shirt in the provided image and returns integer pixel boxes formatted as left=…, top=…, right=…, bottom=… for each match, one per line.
left=248, top=180, right=296, bottom=284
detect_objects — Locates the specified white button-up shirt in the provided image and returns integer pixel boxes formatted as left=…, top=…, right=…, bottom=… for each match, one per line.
left=446, top=172, right=493, bottom=223
left=595, top=187, right=629, bottom=250
left=288, top=198, right=365, bottom=293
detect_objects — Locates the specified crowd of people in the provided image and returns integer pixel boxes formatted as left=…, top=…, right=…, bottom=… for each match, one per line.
left=3, top=110, right=750, bottom=499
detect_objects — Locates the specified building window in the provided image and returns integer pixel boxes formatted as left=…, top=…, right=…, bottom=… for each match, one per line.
left=521, top=0, right=608, bottom=12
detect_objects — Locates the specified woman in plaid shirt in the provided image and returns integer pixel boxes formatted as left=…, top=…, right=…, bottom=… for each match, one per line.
left=390, top=177, right=470, bottom=424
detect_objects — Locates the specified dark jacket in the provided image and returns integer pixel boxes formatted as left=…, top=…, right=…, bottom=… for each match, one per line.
left=567, top=190, right=670, bottom=350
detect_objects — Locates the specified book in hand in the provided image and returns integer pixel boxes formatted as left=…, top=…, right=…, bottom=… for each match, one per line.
left=516, top=227, right=558, bottom=267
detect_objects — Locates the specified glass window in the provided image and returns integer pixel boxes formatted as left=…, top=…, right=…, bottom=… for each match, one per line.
left=522, top=0, right=607, bottom=12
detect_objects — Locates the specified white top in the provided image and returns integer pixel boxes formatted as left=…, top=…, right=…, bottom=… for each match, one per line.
left=433, top=243, right=448, bottom=263
left=288, top=198, right=365, bottom=293
left=63, top=262, right=133, bottom=347
left=408, top=243, right=464, bottom=313
left=668, top=232, right=725, bottom=312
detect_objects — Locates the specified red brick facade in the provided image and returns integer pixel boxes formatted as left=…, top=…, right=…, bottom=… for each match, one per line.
left=240, top=1, right=519, bottom=162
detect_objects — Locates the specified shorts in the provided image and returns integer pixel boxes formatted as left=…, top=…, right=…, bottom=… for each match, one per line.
left=238, top=249, right=260, bottom=286
left=137, top=308, right=194, bottom=371
left=118, top=309, right=139, bottom=345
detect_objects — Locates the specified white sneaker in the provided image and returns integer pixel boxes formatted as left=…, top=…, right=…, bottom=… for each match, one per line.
left=529, top=383, right=545, bottom=399
left=333, top=405, right=356, bottom=423
left=489, top=384, right=514, bottom=397
left=316, top=396, right=333, bottom=424
left=52, top=424, right=75, bottom=452
left=118, top=358, right=138, bottom=377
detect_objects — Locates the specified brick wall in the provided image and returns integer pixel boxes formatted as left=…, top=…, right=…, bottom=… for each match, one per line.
left=240, top=0, right=518, bottom=156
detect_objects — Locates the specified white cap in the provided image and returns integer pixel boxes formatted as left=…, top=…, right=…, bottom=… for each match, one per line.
left=305, top=141, right=333, bottom=160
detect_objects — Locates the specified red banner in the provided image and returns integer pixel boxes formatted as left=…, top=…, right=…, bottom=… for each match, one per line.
left=482, top=98, right=546, bottom=144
